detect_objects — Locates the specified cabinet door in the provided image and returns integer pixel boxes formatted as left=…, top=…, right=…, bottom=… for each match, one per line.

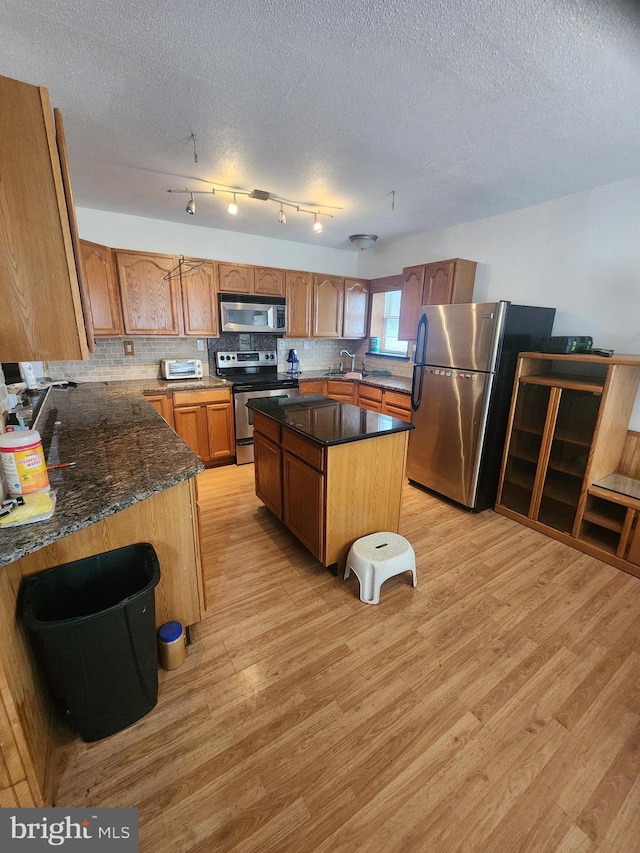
left=286, top=271, right=312, bottom=337
left=80, top=240, right=123, bottom=336
left=174, top=406, right=209, bottom=459
left=299, top=380, right=325, bottom=396
left=397, top=265, right=425, bottom=340
left=343, top=278, right=369, bottom=338
left=116, top=251, right=182, bottom=335
left=0, top=75, right=89, bottom=361
left=255, top=267, right=284, bottom=297
left=283, top=451, right=324, bottom=560
left=144, top=393, right=175, bottom=429
left=254, top=432, right=283, bottom=518
left=205, top=402, right=235, bottom=462
left=325, top=380, right=355, bottom=403
left=423, top=260, right=455, bottom=305
left=313, top=275, right=344, bottom=337
left=181, top=259, right=218, bottom=337
left=218, top=263, right=254, bottom=294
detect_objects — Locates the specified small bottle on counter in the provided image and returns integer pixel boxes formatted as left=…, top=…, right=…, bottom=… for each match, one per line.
left=157, top=621, right=186, bottom=670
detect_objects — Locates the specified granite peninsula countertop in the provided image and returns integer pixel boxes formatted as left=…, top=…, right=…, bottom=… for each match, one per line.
left=247, top=395, right=414, bottom=446
left=0, top=381, right=207, bottom=568
left=297, top=371, right=412, bottom=394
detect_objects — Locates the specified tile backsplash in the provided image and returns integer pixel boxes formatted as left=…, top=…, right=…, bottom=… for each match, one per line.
left=44, top=336, right=414, bottom=382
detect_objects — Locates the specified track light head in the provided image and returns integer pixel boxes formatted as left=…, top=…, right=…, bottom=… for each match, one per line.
left=313, top=214, right=323, bottom=233
left=186, top=194, right=195, bottom=215
left=278, top=205, right=286, bottom=224
left=228, top=193, right=238, bottom=215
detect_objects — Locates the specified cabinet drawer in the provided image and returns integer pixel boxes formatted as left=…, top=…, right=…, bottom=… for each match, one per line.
left=282, top=428, right=325, bottom=472
left=326, top=380, right=355, bottom=401
left=299, top=380, right=325, bottom=396
left=253, top=412, right=281, bottom=444
left=173, top=388, right=231, bottom=407
left=358, top=385, right=383, bottom=404
left=383, top=390, right=411, bottom=411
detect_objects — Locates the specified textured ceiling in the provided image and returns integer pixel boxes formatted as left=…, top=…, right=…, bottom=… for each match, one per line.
left=2, top=0, right=640, bottom=250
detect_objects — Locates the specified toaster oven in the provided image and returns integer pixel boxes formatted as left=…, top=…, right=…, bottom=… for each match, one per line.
left=160, top=359, right=203, bottom=380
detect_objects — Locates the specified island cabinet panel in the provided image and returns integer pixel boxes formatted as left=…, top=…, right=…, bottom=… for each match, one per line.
left=313, top=275, right=344, bottom=338
left=116, top=251, right=182, bottom=335
left=343, top=278, right=369, bottom=338
left=0, top=74, right=89, bottom=362
left=218, top=263, right=254, bottom=294
left=254, top=432, right=283, bottom=519
left=181, top=259, right=219, bottom=337
left=283, top=452, right=325, bottom=560
left=255, top=267, right=285, bottom=297
left=79, top=240, right=123, bottom=336
left=285, top=271, right=313, bottom=337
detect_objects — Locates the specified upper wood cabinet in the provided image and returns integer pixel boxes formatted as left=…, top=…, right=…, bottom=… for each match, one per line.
left=398, top=258, right=477, bottom=340
left=79, top=240, right=123, bottom=336
left=286, top=271, right=313, bottom=337
left=181, top=258, right=218, bottom=337
left=218, top=263, right=254, bottom=294
left=218, top=263, right=284, bottom=297
left=255, top=267, right=285, bottom=297
left=115, top=251, right=182, bottom=335
left=313, top=275, right=344, bottom=338
left=343, top=278, right=370, bottom=338
left=0, top=74, right=89, bottom=361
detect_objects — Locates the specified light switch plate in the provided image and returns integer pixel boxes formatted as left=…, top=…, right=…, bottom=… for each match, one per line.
left=123, top=340, right=135, bottom=356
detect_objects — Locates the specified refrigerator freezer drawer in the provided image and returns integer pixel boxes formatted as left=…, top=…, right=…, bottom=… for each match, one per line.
left=407, top=368, right=494, bottom=507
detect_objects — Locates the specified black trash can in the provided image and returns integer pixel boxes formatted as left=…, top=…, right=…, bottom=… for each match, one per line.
left=20, top=543, right=161, bottom=742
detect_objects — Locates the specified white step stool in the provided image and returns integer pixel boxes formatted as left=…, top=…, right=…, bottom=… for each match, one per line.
left=345, top=532, right=416, bottom=604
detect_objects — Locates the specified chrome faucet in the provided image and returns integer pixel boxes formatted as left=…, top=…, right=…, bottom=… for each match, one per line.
left=340, top=349, right=356, bottom=372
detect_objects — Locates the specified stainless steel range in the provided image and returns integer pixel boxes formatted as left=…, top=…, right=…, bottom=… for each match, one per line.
left=215, top=350, right=299, bottom=464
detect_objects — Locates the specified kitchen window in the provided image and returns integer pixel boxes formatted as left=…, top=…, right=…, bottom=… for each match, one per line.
left=369, top=288, right=409, bottom=357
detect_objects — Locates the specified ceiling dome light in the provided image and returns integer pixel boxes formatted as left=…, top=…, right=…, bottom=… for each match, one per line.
left=186, top=194, right=195, bottom=215
left=278, top=204, right=286, bottom=224
left=349, top=234, right=378, bottom=250
left=228, top=193, right=238, bottom=215
left=313, top=214, right=323, bottom=233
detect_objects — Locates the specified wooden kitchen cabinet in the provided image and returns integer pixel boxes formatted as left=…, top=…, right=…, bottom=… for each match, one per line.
left=79, top=240, right=123, bottom=336
left=398, top=258, right=477, bottom=340
left=299, top=379, right=325, bottom=396
left=325, top=380, right=356, bottom=404
left=381, top=389, right=412, bottom=422
left=313, top=275, right=344, bottom=338
left=254, top=430, right=283, bottom=519
left=143, top=392, right=175, bottom=428
left=283, top=449, right=325, bottom=560
left=496, top=353, right=640, bottom=578
left=255, top=267, right=285, bottom=297
left=172, top=388, right=234, bottom=465
left=357, top=384, right=383, bottom=412
left=181, top=258, right=219, bottom=337
left=286, top=271, right=313, bottom=337
left=116, top=251, right=182, bottom=335
left=0, top=74, right=89, bottom=361
left=218, top=263, right=254, bottom=294
left=343, top=278, right=370, bottom=338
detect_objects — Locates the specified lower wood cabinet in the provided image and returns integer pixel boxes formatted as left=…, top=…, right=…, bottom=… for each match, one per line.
left=381, top=390, right=412, bottom=422
left=325, top=380, right=356, bottom=403
left=299, top=379, right=411, bottom=421
left=144, top=392, right=175, bottom=428
left=282, top=450, right=324, bottom=560
left=172, top=388, right=234, bottom=465
left=254, top=432, right=282, bottom=518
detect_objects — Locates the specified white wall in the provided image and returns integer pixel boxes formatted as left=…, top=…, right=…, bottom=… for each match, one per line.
left=76, top=208, right=358, bottom=277
left=359, top=175, right=640, bottom=429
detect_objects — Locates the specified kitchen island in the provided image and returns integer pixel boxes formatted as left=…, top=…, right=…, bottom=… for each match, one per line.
left=0, top=381, right=207, bottom=809
left=248, top=395, right=414, bottom=568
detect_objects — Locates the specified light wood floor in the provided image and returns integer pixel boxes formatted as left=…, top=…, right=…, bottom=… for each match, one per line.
left=54, top=464, right=640, bottom=852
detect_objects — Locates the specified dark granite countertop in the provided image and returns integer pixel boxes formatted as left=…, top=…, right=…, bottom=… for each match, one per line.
left=247, top=395, right=414, bottom=447
left=298, top=371, right=412, bottom=394
left=0, top=382, right=205, bottom=568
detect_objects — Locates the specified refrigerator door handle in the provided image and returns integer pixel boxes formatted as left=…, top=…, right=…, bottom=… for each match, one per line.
left=415, top=312, right=428, bottom=366
left=411, top=364, right=425, bottom=411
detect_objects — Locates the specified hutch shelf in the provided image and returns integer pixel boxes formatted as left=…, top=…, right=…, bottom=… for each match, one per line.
left=495, top=352, right=640, bottom=577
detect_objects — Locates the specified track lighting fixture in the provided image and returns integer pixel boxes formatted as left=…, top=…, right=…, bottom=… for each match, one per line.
left=167, top=184, right=338, bottom=232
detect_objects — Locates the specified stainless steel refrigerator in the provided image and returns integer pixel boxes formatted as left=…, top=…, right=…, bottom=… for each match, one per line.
left=407, top=301, right=555, bottom=511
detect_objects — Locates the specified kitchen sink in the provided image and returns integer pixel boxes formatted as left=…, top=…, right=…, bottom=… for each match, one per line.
left=324, top=371, right=369, bottom=378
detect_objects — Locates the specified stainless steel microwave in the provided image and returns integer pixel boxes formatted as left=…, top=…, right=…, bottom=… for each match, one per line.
left=219, top=294, right=286, bottom=334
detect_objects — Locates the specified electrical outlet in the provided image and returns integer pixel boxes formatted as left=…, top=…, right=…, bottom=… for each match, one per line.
left=123, top=340, right=135, bottom=356
left=303, top=340, right=310, bottom=350
left=197, top=339, right=205, bottom=351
